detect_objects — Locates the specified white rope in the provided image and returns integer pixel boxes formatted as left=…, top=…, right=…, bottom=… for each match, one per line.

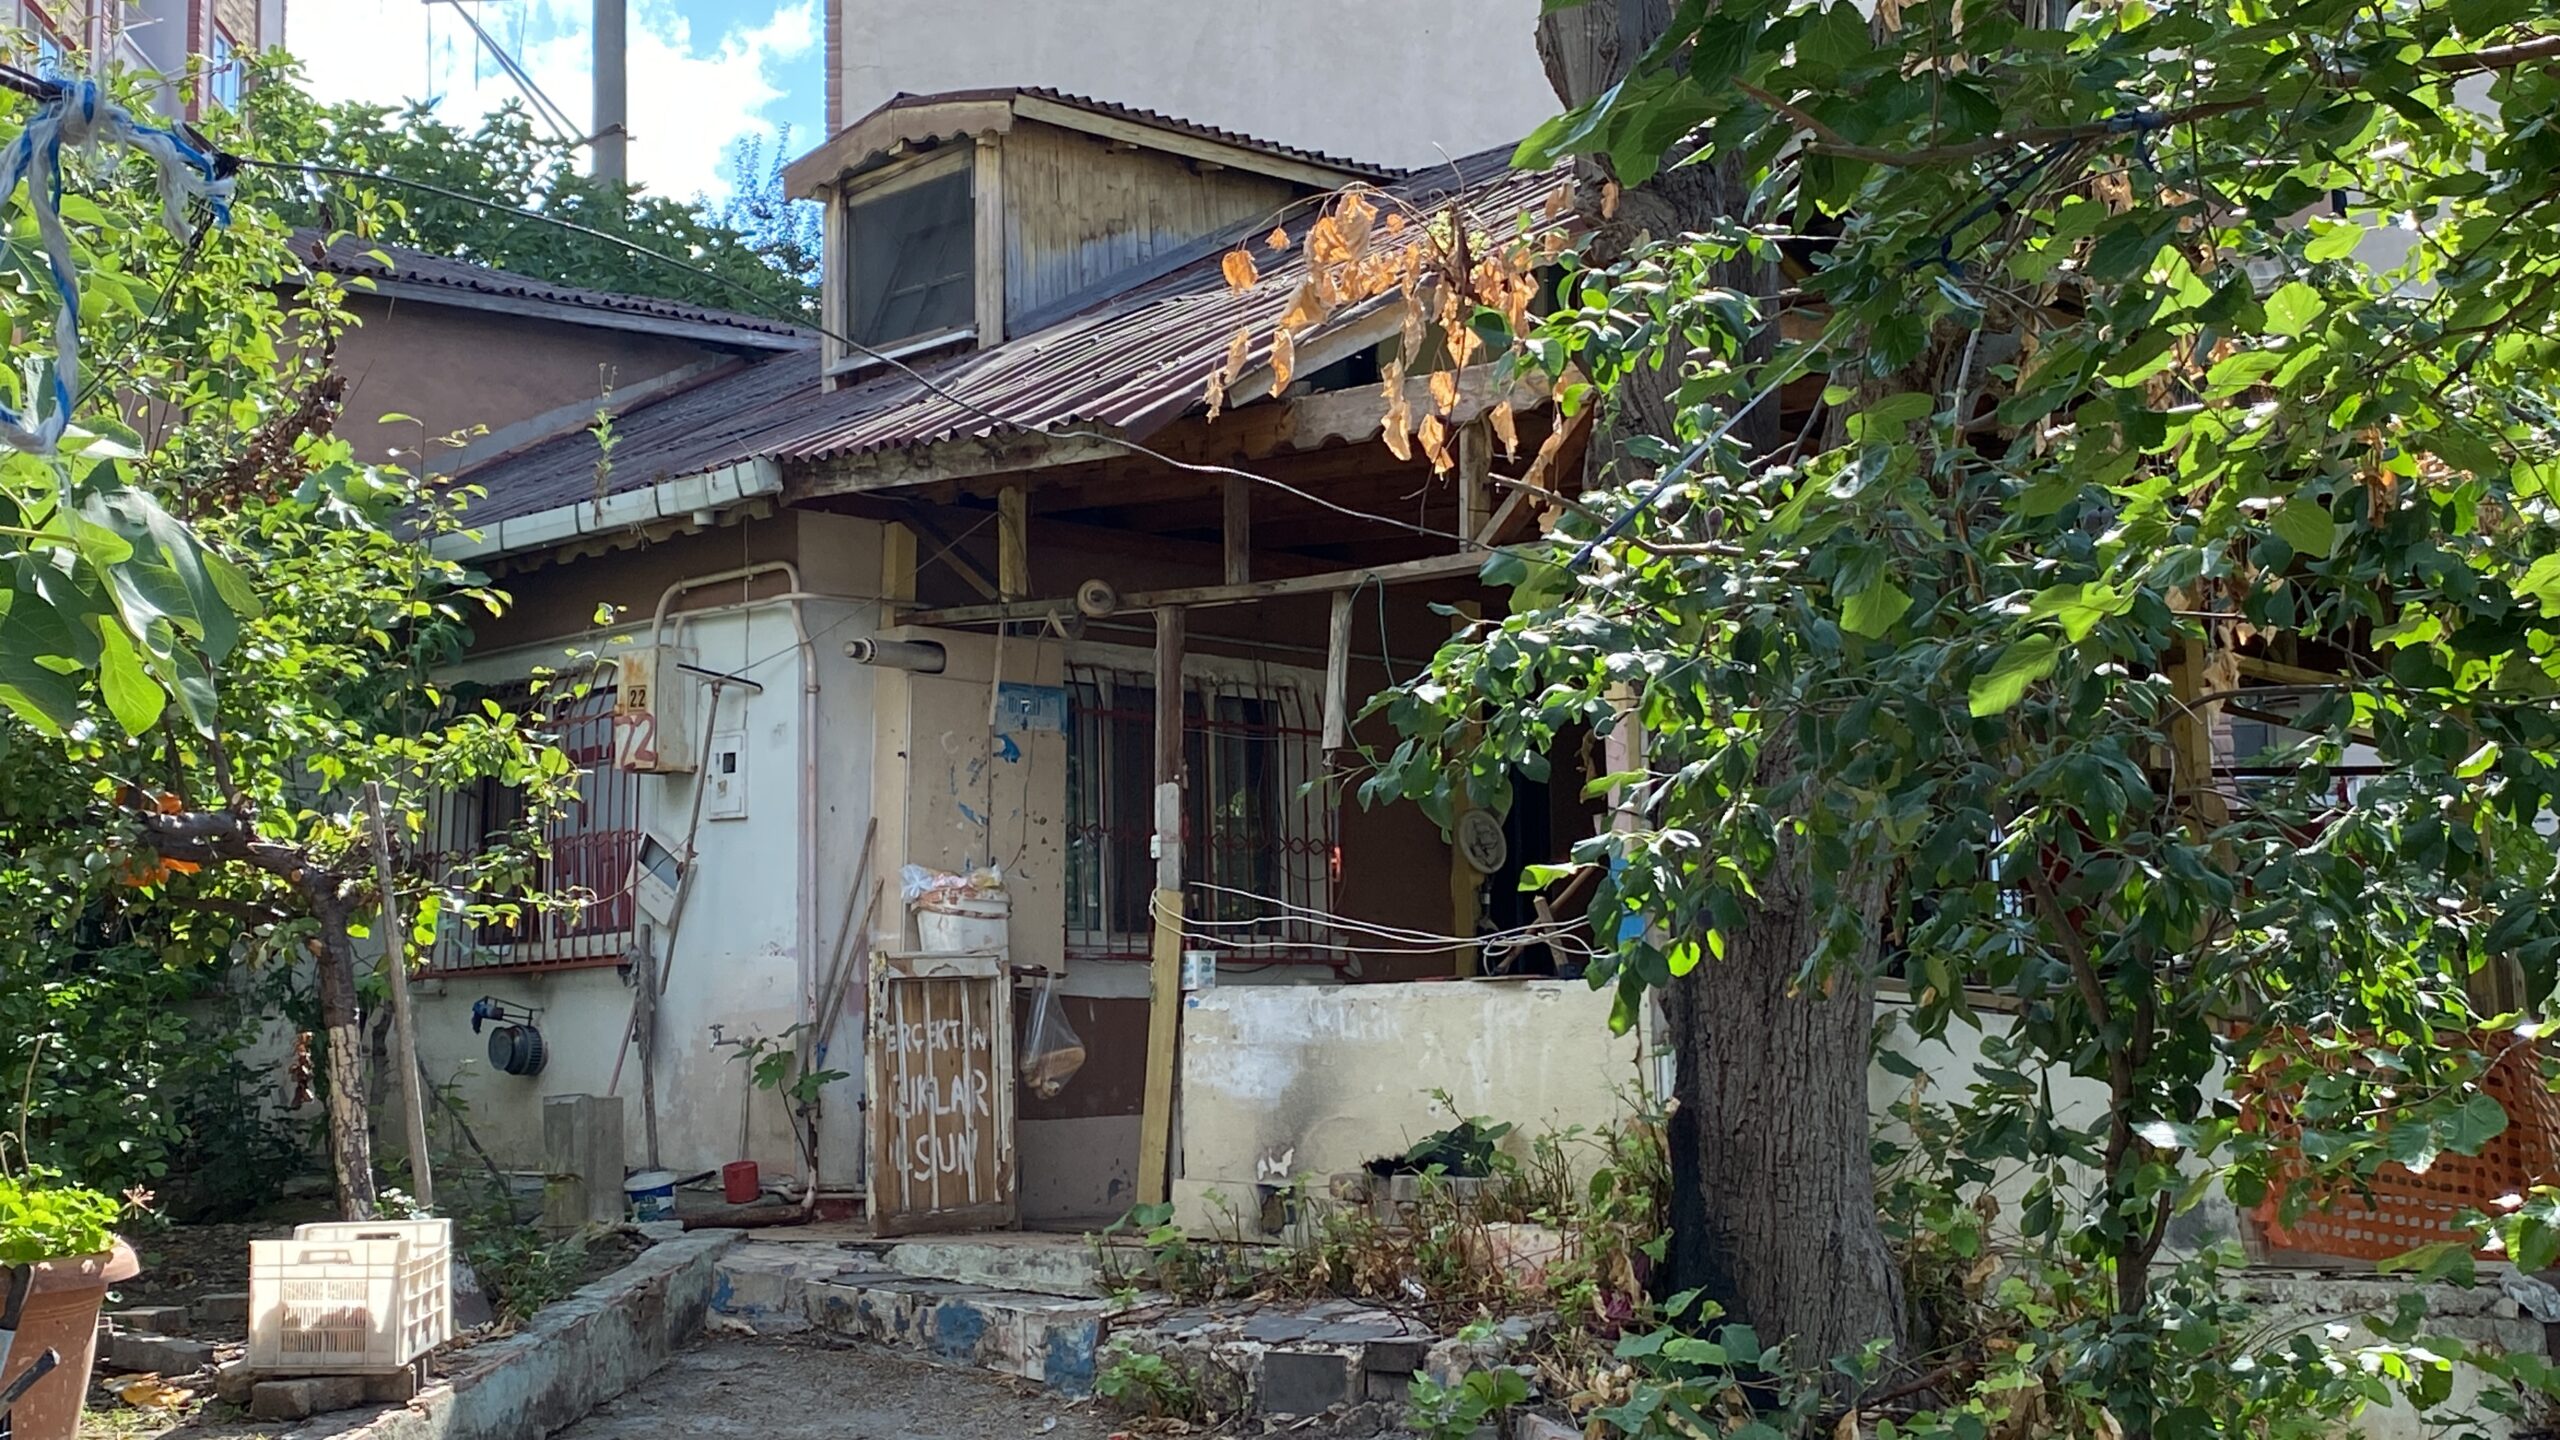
left=0, top=77, right=232, bottom=455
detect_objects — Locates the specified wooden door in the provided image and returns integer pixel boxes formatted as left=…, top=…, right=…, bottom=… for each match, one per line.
left=867, top=950, right=1017, bottom=1236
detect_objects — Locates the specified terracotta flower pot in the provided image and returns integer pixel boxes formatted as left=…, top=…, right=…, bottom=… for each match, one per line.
left=1, top=1238, right=137, bottom=1440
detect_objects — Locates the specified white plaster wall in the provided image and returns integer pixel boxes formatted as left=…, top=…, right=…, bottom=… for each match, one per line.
left=404, top=528, right=888, bottom=1186
left=1172, top=978, right=1646, bottom=1230
left=835, top=0, right=1558, bottom=170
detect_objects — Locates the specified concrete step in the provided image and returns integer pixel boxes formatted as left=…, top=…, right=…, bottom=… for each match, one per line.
left=873, top=1237, right=1110, bottom=1297
left=803, top=1275, right=1109, bottom=1395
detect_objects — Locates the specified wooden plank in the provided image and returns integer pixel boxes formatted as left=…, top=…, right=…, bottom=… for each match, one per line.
left=788, top=431, right=1127, bottom=499
left=997, top=484, right=1030, bottom=599
left=1322, top=589, right=1354, bottom=752
left=896, top=504, right=1003, bottom=601
left=1282, top=369, right=1550, bottom=450
left=899, top=550, right=1485, bottom=627
left=868, top=950, right=1017, bottom=1235
left=973, top=138, right=1006, bottom=345
left=1136, top=606, right=1187, bottom=1206
left=881, top=521, right=918, bottom=606
left=1222, top=476, right=1252, bottom=585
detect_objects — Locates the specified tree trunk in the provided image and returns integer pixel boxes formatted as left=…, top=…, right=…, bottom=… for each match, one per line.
left=310, top=911, right=379, bottom=1220
left=1536, top=0, right=1907, bottom=1372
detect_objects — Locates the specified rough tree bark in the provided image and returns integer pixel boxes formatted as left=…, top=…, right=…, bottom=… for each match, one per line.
left=139, top=805, right=379, bottom=1219
left=1536, top=1, right=1907, bottom=1371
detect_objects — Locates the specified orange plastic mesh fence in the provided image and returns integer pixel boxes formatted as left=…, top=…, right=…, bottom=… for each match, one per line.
left=2238, top=1035, right=2560, bottom=1263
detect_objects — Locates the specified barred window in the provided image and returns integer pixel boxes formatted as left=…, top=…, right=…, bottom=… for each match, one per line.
left=1064, top=668, right=1335, bottom=960
left=419, top=685, right=640, bottom=974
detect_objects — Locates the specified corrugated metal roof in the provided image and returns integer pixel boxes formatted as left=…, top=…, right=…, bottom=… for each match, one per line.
left=297, top=231, right=813, bottom=345
left=453, top=147, right=1563, bottom=529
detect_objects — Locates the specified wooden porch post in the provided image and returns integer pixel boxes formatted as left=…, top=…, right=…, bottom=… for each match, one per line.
left=1449, top=602, right=1483, bottom=975
left=1136, top=606, right=1188, bottom=1204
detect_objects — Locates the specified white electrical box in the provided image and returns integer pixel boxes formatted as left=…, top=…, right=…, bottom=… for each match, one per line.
left=632, top=832, right=685, bottom=924
left=706, top=730, right=747, bottom=820
left=612, top=645, right=697, bottom=773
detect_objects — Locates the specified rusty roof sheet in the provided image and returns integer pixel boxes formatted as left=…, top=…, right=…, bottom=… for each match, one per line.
left=455, top=147, right=1563, bottom=526
left=296, top=231, right=813, bottom=345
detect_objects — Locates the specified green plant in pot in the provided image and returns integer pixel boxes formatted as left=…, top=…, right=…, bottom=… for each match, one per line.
left=0, top=1171, right=138, bottom=1440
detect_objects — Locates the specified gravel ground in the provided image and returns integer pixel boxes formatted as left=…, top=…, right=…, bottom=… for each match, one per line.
left=555, top=1336, right=1128, bottom=1440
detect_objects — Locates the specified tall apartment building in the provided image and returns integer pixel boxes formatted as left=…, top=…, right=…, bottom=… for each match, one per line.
left=4, top=0, right=285, bottom=115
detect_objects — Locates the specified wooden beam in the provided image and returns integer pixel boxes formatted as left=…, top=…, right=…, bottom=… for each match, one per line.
left=881, top=519, right=918, bottom=611
left=973, top=137, right=1006, bottom=345
left=789, top=431, right=1127, bottom=500
left=897, top=550, right=1486, bottom=627
left=895, top=503, right=1003, bottom=600
left=997, top=484, right=1030, bottom=599
left=1449, top=603, right=1484, bottom=976
left=1222, top=477, right=1252, bottom=585
left=1457, top=419, right=1492, bottom=547
left=1014, top=93, right=1368, bottom=191
left=1136, top=606, right=1188, bottom=1206
left=1282, top=369, right=1549, bottom=452
left=1322, top=589, right=1354, bottom=752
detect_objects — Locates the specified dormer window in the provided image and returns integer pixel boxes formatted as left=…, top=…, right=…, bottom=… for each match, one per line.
left=846, top=159, right=974, bottom=350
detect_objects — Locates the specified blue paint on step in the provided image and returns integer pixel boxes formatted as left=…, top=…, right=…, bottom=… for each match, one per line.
left=933, top=1301, right=988, bottom=1361
left=1043, top=1326, right=1098, bottom=1396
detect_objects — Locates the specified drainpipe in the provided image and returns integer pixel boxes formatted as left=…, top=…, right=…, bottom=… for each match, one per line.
left=651, top=564, right=823, bottom=1178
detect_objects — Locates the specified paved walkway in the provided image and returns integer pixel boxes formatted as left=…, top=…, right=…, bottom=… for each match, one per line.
left=554, top=1335, right=1122, bottom=1440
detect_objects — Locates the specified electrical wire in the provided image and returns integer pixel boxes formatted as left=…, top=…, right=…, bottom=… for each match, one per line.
left=231, top=155, right=1573, bottom=557
left=426, top=0, right=583, bottom=145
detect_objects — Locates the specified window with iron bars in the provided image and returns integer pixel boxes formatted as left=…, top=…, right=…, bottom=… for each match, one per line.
left=418, top=685, right=641, bottom=974
left=1064, top=667, right=1336, bottom=960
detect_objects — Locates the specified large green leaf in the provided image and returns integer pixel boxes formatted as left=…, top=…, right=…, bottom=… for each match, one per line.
left=93, top=621, right=166, bottom=736
left=1840, top=578, right=1913, bottom=638
left=1968, top=634, right=2062, bottom=716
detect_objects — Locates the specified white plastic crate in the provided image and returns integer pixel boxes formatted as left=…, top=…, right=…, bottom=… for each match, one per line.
left=247, top=1218, right=453, bottom=1375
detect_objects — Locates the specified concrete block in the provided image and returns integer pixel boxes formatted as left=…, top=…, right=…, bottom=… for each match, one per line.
left=191, top=1291, right=251, bottom=1329
left=209, top=1359, right=255, bottom=1404
left=362, top=1365, right=424, bottom=1403
left=1261, top=1349, right=1354, bottom=1415
left=541, top=1093, right=627, bottom=1232
left=249, top=1375, right=367, bottom=1421
left=105, top=1331, right=219, bottom=1375
left=1509, top=1414, right=1581, bottom=1440
left=1364, top=1368, right=1412, bottom=1405
left=107, top=1306, right=191, bottom=1336
left=883, top=1239, right=1106, bottom=1296
left=1360, top=1337, right=1430, bottom=1373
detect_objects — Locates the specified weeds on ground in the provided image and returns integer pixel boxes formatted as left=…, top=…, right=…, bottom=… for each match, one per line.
left=1093, top=1339, right=1202, bottom=1421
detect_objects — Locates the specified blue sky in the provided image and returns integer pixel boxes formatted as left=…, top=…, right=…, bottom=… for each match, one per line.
left=286, top=1, right=825, bottom=204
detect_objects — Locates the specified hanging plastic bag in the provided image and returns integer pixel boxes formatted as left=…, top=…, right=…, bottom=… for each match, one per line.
left=1019, top=976, right=1087, bottom=1098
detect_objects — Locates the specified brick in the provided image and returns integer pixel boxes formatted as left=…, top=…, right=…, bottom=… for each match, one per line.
left=107, top=1306, right=190, bottom=1336
left=248, top=1376, right=366, bottom=1422
left=105, top=1332, right=218, bottom=1375
left=1260, top=1349, right=1353, bottom=1415
left=191, top=1291, right=251, bottom=1329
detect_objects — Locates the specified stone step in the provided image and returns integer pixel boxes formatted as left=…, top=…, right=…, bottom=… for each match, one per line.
left=803, top=1275, right=1109, bottom=1395
left=872, top=1238, right=1110, bottom=1297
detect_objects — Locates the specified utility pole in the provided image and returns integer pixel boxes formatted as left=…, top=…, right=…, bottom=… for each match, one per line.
left=592, top=0, right=627, bottom=185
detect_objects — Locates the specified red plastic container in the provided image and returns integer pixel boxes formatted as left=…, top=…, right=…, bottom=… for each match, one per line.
left=721, top=1160, right=761, bottom=1205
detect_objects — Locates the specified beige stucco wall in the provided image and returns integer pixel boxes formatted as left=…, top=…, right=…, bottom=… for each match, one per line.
left=1173, top=978, right=1646, bottom=1231
left=833, top=0, right=1558, bottom=170
left=331, top=294, right=730, bottom=470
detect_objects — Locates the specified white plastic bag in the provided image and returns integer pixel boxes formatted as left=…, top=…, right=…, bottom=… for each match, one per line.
left=1019, top=976, right=1087, bottom=1098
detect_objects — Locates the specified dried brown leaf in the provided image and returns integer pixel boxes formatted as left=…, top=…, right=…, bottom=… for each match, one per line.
left=1429, top=367, right=1461, bottom=415
left=1418, top=413, right=1452, bottom=472
left=1269, top=328, right=1296, bottom=398
left=1308, top=215, right=1350, bottom=266
left=1223, top=325, right=1253, bottom=382
left=1277, top=281, right=1331, bottom=333
left=1543, top=185, right=1571, bottom=220
left=1487, top=401, right=1518, bottom=458
left=1834, top=1411, right=1861, bottom=1440
left=1383, top=210, right=1407, bottom=234
left=1264, top=224, right=1291, bottom=252
left=1599, top=179, right=1621, bottom=220
left=1221, top=248, right=1259, bottom=290
left=1203, top=368, right=1227, bottom=423
left=1380, top=364, right=1412, bottom=461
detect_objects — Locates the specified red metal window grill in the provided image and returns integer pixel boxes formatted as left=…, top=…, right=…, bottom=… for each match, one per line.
left=1063, top=666, right=1337, bottom=961
left=419, top=685, right=640, bottom=974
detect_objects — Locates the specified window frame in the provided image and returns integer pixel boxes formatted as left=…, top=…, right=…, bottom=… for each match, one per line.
left=205, top=23, right=242, bottom=109
left=837, top=151, right=978, bottom=355
left=1063, top=664, right=1338, bottom=964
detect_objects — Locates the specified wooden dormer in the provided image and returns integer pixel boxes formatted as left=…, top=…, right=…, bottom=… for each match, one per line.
left=783, top=87, right=1396, bottom=380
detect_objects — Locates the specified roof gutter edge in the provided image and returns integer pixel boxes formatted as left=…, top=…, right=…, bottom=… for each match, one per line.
left=432, top=457, right=785, bottom=564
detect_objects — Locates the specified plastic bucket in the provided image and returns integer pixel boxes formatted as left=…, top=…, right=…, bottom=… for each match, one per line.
left=722, top=1160, right=761, bottom=1206
left=624, top=1170, right=677, bottom=1223
left=916, top=890, right=1009, bottom=953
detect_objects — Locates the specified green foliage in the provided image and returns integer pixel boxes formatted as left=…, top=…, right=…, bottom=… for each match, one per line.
left=1383, top=0, right=2560, bottom=1429
left=1410, top=1365, right=1531, bottom=1440
left=729, top=1024, right=849, bottom=1105
left=234, top=61, right=815, bottom=323
left=0, top=1169, right=122, bottom=1264
left=1093, top=1340, right=1201, bottom=1421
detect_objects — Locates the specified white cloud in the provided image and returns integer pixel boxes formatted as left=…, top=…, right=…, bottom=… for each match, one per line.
left=283, top=1, right=818, bottom=203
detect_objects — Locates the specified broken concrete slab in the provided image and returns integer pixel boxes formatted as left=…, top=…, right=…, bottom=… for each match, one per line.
left=252, top=1376, right=368, bottom=1421
left=799, top=1273, right=1109, bottom=1395
left=192, top=1291, right=252, bottom=1329
left=106, top=1331, right=219, bottom=1375
left=108, top=1305, right=191, bottom=1336
left=880, top=1238, right=1106, bottom=1296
